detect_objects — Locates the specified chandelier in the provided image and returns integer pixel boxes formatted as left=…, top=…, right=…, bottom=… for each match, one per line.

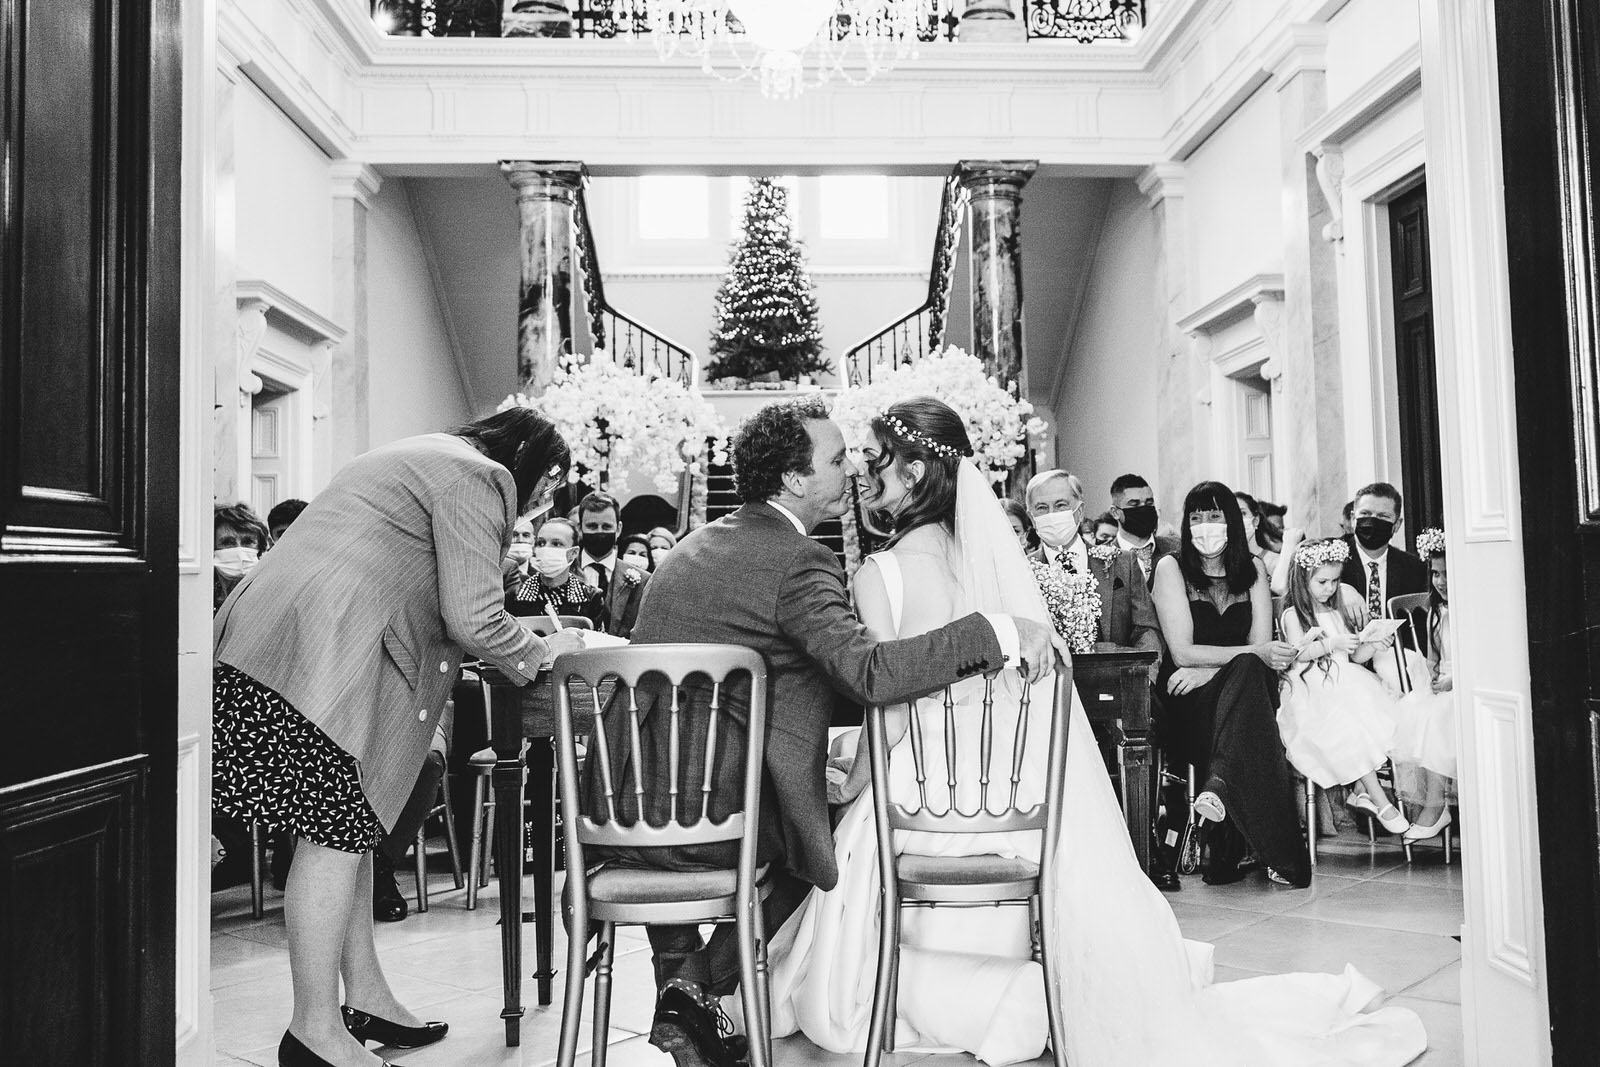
left=649, top=0, right=935, bottom=100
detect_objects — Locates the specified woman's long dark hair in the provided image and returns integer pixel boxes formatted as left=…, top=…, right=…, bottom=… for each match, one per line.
left=1177, top=480, right=1257, bottom=595
left=452, top=408, right=572, bottom=515
left=865, top=396, right=973, bottom=547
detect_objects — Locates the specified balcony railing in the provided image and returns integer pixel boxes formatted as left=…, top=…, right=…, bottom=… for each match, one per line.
left=368, top=0, right=1143, bottom=43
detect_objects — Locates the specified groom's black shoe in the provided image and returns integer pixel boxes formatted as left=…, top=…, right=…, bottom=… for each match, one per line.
left=649, top=985, right=740, bottom=1067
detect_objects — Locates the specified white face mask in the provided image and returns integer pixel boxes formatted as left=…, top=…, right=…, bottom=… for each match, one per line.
left=532, top=546, right=574, bottom=579
left=1191, top=522, right=1230, bottom=557
left=506, top=542, right=534, bottom=562
left=214, top=546, right=258, bottom=580
left=1033, top=510, right=1080, bottom=549
left=651, top=547, right=672, bottom=566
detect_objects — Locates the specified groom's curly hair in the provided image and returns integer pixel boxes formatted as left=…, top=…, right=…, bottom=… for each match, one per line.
left=732, top=395, right=832, bottom=504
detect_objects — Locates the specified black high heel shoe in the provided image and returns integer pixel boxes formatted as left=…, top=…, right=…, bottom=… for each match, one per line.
left=279, top=1030, right=408, bottom=1067
left=342, top=1005, right=448, bottom=1049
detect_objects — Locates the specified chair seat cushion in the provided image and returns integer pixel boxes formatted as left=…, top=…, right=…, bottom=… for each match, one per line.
left=896, top=853, right=1039, bottom=886
left=588, top=865, right=768, bottom=905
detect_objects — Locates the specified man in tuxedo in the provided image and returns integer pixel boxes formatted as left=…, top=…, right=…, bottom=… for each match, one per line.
left=575, top=490, right=650, bottom=638
left=582, top=397, right=1064, bottom=1067
left=1027, top=469, right=1162, bottom=654
left=1108, top=473, right=1181, bottom=588
left=1341, top=481, right=1429, bottom=619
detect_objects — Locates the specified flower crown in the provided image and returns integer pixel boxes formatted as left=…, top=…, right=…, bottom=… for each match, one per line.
left=1294, top=538, right=1350, bottom=572
left=879, top=411, right=973, bottom=461
left=1415, top=527, right=1447, bottom=557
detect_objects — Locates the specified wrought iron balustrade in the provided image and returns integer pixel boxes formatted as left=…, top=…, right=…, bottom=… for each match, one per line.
left=368, top=0, right=1142, bottom=42
left=572, top=183, right=698, bottom=386
left=844, top=168, right=967, bottom=386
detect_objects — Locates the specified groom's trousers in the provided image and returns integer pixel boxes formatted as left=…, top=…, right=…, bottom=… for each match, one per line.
left=643, top=867, right=811, bottom=996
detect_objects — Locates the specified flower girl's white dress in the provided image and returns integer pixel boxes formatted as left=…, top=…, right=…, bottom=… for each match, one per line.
left=763, top=465, right=1427, bottom=1067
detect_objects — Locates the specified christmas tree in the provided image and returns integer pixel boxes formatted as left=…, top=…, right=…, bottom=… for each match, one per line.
left=706, top=180, right=830, bottom=383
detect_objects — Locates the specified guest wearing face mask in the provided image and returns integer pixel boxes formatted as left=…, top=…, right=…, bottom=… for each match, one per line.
left=618, top=532, right=655, bottom=573
left=1339, top=482, right=1429, bottom=628
left=646, top=526, right=678, bottom=570
left=1001, top=498, right=1038, bottom=554
left=267, top=498, right=310, bottom=547
left=1091, top=511, right=1121, bottom=548
left=577, top=491, right=650, bottom=638
left=504, top=516, right=604, bottom=628
left=501, top=516, right=538, bottom=593
left=1109, top=473, right=1180, bottom=588
left=1150, top=481, right=1308, bottom=887
left=214, top=503, right=269, bottom=611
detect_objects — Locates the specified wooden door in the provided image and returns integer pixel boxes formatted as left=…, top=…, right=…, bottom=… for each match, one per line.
left=0, top=0, right=182, bottom=1062
left=1389, top=183, right=1445, bottom=536
left=1495, top=0, right=1600, bottom=1060
left=1235, top=370, right=1274, bottom=500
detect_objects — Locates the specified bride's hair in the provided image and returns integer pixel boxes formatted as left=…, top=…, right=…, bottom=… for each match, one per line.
left=867, top=396, right=974, bottom=546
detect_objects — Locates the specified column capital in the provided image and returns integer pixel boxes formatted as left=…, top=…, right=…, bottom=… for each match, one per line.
left=956, top=160, right=1038, bottom=200
left=330, top=162, right=383, bottom=209
left=1137, top=162, right=1186, bottom=207
left=1263, top=23, right=1329, bottom=89
left=501, top=160, right=589, bottom=201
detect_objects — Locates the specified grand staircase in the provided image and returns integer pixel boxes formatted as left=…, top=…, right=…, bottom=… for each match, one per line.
left=704, top=461, right=845, bottom=570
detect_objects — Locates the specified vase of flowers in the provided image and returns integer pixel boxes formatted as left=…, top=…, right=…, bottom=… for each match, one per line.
left=499, top=352, right=728, bottom=493
left=1030, top=560, right=1102, bottom=654
left=830, top=345, right=1045, bottom=482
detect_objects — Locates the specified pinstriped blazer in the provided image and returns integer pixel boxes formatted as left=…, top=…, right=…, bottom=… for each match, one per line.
left=214, top=433, right=550, bottom=828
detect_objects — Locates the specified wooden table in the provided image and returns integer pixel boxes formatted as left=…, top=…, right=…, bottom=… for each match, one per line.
left=1072, top=644, right=1161, bottom=874
left=481, top=645, right=1159, bottom=1047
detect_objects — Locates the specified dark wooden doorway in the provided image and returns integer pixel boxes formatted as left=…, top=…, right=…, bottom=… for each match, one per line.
left=1389, top=182, right=1445, bottom=535
left=0, top=0, right=183, bottom=1062
left=1495, top=0, right=1600, bottom=1061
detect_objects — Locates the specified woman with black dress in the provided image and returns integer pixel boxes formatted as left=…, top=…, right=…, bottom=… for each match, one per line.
left=1151, top=481, right=1309, bottom=887
left=213, top=408, right=587, bottom=1067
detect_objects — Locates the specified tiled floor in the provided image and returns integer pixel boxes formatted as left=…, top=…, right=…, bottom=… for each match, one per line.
left=211, top=828, right=1464, bottom=1066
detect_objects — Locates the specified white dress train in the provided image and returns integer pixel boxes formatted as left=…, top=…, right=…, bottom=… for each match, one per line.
left=765, top=538, right=1427, bottom=1067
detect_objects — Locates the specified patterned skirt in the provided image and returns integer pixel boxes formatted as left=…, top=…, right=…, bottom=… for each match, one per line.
left=212, top=663, right=385, bottom=853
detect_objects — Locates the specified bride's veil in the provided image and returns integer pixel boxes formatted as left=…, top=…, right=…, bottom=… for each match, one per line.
left=953, top=461, right=1051, bottom=634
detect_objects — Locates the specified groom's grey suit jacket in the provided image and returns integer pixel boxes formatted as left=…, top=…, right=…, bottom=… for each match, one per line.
left=580, top=501, right=1005, bottom=891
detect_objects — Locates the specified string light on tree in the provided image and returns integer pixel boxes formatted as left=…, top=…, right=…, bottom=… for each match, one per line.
left=706, top=179, right=830, bottom=385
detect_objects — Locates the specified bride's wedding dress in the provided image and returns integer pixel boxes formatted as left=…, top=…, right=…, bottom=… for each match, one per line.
left=764, top=462, right=1427, bottom=1067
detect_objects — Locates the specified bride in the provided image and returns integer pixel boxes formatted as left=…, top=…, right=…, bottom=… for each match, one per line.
left=764, top=396, right=1428, bottom=1066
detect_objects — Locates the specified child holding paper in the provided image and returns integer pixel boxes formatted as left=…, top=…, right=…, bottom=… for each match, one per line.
left=1276, top=538, right=1411, bottom=834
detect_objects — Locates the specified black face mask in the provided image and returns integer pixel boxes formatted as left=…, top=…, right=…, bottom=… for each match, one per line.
left=1119, top=503, right=1159, bottom=539
left=581, top=531, right=617, bottom=559
left=1354, top=516, right=1395, bottom=550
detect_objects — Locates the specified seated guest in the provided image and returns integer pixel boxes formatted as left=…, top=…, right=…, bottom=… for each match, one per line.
left=372, top=726, right=450, bottom=922
left=1257, top=500, right=1287, bottom=575
left=1150, top=482, right=1308, bottom=886
left=1109, top=473, right=1180, bottom=587
left=577, top=491, right=650, bottom=637
left=1342, top=482, right=1429, bottom=625
left=1393, top=527, right=1457, bottom=845
left=1026, top=469, right=1161, bottom=655
left=647, top=526, right=679, bottom=569
left=266, top=498, right=309, bottom=546
left=1340, top=499, right=1355, bottom=537
left=1235, top=490, right=1267, bottom=564
left=213, top=503, right=267, bottom=611
left=1000, top=498, right=1037, bottom=554
left=619, top=532, right=655, bottom=574
left=505, top=516, right=604, bottom=627
left=1091, top=510, right=1121, bottom=547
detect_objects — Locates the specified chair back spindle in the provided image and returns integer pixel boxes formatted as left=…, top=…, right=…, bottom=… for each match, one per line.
left=943, top=687, right=958, bottom=813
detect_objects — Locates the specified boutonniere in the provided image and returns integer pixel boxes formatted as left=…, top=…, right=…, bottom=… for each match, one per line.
left=621, top=564, right=646, bottom=587
left=1088, top=543, right=1120, bottom=564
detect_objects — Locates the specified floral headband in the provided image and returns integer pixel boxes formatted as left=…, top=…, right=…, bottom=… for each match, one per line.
left=1294, top=538, right=1350, bottom=572
left=879, top=411, right=972, bottom=461
left=1415, top=527, right=1446, bottom=556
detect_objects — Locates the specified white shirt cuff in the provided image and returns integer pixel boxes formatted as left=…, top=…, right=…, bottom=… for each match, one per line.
left=980, top=612, right=1021, bottom=665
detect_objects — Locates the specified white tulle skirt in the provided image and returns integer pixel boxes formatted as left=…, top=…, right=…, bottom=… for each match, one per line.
left=1277, top=661, right=1401, bottom=788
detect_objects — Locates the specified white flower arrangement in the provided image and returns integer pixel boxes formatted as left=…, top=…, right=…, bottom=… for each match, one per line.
left=1088, top=543, right=1121, bottom=564
left=830, top=345, right=1046, bottom=482
left=1031, top=559, right=1102, bottom=654
left=500, top=352, right=729, bottom=494
left=1415, top=527, right=1447, bottom=557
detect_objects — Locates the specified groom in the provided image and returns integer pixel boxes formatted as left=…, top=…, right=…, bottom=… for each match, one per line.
left=581, top=395, right=1063, bottom=1067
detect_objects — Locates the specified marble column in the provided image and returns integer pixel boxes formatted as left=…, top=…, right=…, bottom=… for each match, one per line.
left=1138, top=163, right=1198, bottom=526
left=503, top=1, right=572, bottom=38
left=960, top=0, right=1025, bottom=42
left=211, top=54, right=243, bottom=504
left=958, top=159, right=1037, bottom=390
left=1270, top=25, right=1345, bottom=531
left=502, top=161, right=586, bottom=396
left=330, top=162, right=381, bottom=470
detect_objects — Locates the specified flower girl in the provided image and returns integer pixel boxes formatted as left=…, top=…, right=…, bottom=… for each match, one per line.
left=1276, top=538, right=1411, bottom=834
left=1393, top=528, right=1457, bottom=843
